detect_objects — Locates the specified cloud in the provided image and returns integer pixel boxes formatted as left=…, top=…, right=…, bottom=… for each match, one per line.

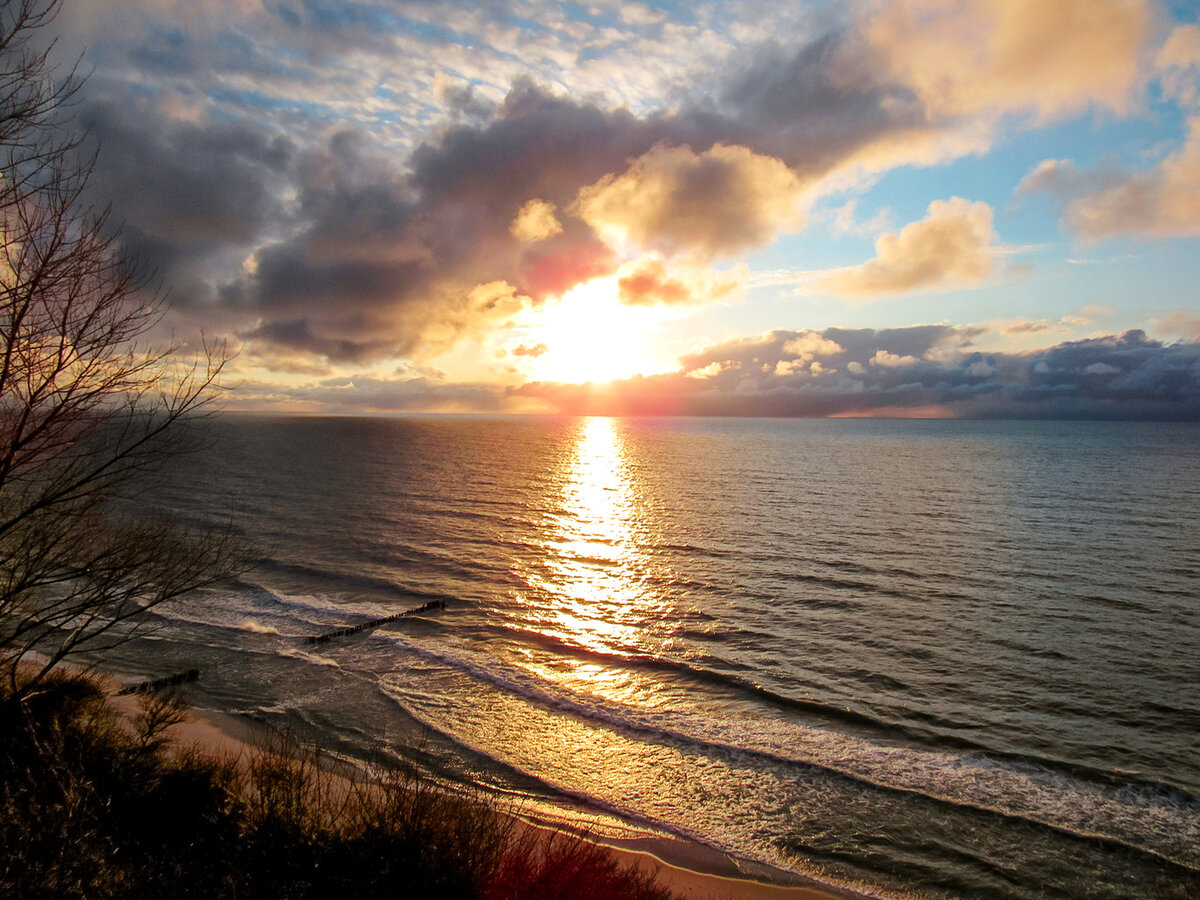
left=77, top=93, right=293, bottom=290
left=613, top=256, right=742, bottom=308
left=573, top=143, right=806, bottom=261
left=436, top=75, right=499, bottom=123
left=1157, top=24, right=1200, bottom=107
left=216, top=81, right=665, bottom=362
left=511, top=328, right=1200, bottom=419
left=511, top=342, right=549, bottom=357
left=782, top=332, right=845, bottom=362
left=1001, top=320, right=1054, bottom=335
left=465, top=281, right=533, bottom=323
left=47, top=0, right=1182, bottom=376
left=510, top=199, right=563, bottom=243
left=231, top=375, right=513, bottom=414
left=222, top=324, right=1200, bottom=420
left=1156, top=311, right=1200, bottom=341
left=703, top=28, right=934, bottom=176
left=65, top=33, right=841, bottom=355
left=673, top=324, right=973, bottom=378
left=870, top=350, right=920, bottom=368
left=241, top=352, right=335, bottom=377
left=814, top=198, right=999, bottom=295
left=867, top=0, right=1151, bottom=121
left=616, top=258, right=691, bottom=306
left=1020, top=117, right=1200, bottom=240
left=820, top=199, right=892, bottom=237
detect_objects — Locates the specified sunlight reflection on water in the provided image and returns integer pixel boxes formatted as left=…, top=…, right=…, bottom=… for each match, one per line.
left=126, top=416, right=1200, bottom=899
left=516, top=417, right=670, bottom=691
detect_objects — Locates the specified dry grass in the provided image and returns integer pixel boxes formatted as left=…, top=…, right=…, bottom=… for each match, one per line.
left=0, top=669, right=678, bottom=900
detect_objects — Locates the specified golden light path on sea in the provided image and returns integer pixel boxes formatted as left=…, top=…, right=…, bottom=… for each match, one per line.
left=515, top=417, right=672, bottom=707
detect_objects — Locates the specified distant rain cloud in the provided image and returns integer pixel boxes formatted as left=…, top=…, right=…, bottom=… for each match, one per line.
left=512, top=328, right=1200, bottom=420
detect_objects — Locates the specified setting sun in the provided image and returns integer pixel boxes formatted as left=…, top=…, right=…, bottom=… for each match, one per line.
left=525, top=277, right=671, bottom=384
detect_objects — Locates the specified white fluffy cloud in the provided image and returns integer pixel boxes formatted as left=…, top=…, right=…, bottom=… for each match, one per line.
left=814, top=197, right=998, bottom=296
left=870, top=350, right=920, bottom=367
left=782, top=333, right=845, bottom=362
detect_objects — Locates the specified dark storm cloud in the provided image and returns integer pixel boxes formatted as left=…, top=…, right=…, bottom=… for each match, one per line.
left=225, top=45, right=945, bottom=359
left=66, top=5, right=968, bottom=363
left=513, top=328, right=1200, bottom=420
left=78, top=92, right=294, bottom=304
left=212, top=83, right=656, bottom=360
left=706, top=30, right=929, bottom=173
left=437, top=81, right=497, bottom=124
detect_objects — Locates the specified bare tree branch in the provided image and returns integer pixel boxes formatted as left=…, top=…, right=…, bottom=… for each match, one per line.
left=0, top=0, right=242, bottom=700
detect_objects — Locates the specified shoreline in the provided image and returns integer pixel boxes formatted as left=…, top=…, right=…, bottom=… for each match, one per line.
left=169, top=702, right=862, bottom=900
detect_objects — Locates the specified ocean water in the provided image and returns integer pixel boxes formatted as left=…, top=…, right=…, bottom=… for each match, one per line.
left=104, top=415, right=1200, bottom=898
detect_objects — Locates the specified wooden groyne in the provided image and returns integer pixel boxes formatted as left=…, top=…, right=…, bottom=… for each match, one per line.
left=304, top=600, right=446, bottom=645
left=117, top=669, right=201, bottom=695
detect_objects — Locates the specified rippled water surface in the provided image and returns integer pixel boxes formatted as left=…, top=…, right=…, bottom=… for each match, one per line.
left=106, top=416, right=1200, bottom=898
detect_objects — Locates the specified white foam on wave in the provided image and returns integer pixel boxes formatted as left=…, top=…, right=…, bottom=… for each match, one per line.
left=150, top=580, right=379, bottom=640
left=277, top=646, right=342, bottom=668
left=238, top=620, right=281, bottom=635
left=374, top=631, right=1200, bottom=871
left=376, top=653, right=902, bottom=900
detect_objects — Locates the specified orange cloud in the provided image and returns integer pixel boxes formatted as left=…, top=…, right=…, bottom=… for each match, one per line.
left=868, top=0, right=1151, bottom=121
left=573, top=143, right=805, bottom=260
left=510, top=198, right=563, bottom=242
left=1156, top=311, right=1200, bottom=341
left=465, top=281, right=532, bottom=329
left=814, top=197, right=998, bottom=296
left=519, top=240, right=618, bottom=299
left=617, top=258, right=690, bottom=306
left=511, top=342, right=549, bottom=357
left=870, top=350, right=920, bottom=368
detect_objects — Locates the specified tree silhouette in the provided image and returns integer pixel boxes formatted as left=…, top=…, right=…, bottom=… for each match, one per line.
left=0, top=0, right=239, bottom=699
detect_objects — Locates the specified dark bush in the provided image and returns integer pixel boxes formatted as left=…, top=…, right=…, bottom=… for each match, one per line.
left=0, top=671, right=678, bottom=900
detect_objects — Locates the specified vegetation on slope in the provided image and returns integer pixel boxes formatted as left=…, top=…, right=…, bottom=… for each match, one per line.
left=0, top=670, right=679, bottom=900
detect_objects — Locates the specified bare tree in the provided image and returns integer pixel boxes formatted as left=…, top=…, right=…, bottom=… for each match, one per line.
left=0, top=0, right=240, bottom=699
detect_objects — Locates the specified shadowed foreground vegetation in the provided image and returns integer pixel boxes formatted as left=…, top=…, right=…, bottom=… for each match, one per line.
left=0, top=670, right=679, bottom=900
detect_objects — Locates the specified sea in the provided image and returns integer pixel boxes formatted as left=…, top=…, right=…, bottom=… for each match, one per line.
left=96, top=415, right=1200, bottom=899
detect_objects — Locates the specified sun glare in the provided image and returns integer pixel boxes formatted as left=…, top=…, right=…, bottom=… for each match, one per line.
left=528, top=277, right=668, bottom=384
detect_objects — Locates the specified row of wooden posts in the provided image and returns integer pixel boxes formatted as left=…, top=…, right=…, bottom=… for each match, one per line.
left=118, top=600, right=447, bottom=694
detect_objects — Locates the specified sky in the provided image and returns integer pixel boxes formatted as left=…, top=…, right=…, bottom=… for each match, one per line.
left=45, top=0, right=1200, bottom=417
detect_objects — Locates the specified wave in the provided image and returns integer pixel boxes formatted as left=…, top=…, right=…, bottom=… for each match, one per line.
left=157, top=580, right=1200, bottom=823
left=238, top=620, right=281, bottom=635
left=370, top=678, right=887, bottom=898
left=249, top=561, right=466, bottom=607
left=372, top=632, right=1200, bottom=872
left=473, top=622, right=1004, bottom=751
left=150, top=581, right=346, bottom=634
left=473, top=620, right=1200, bottom=800
left=276, top=646, right=342, bottom=669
